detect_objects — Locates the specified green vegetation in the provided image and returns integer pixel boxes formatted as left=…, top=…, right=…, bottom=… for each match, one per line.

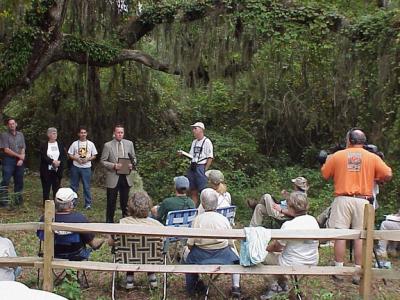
left=1, top=0, right=400, bottom=298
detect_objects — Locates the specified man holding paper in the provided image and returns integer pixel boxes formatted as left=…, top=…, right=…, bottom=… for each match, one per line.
left=101, top=124, right=136, bottom=223
left=178, top=122, right=213, bottom=206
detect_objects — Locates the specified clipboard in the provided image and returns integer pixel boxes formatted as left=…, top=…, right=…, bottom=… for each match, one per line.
left=116, top=158, right=131, bottom=175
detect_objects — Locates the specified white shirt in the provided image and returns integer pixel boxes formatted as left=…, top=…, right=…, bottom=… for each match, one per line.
left=0, top=237, right=17, bottom=281
left=189, top=137, right=213, bottom=164
left=47, top=142, right=60, bottom=166
left=279, top=215, right=320, bottom=266
left=198, top=192, right=231, bottom=214
left=0, top=281, right=67, bottom=299
left=68, top=140, right=98, bottom=168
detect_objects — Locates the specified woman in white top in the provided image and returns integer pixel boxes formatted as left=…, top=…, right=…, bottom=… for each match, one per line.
left=39, top=128, right=67, bottom=203
left=197, top=169, right=231, bottom=214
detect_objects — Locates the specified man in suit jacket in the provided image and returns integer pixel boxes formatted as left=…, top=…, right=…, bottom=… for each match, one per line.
left=100, top=124, right=136, bottom=223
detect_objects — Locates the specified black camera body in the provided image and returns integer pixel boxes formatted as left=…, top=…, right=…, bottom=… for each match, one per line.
left=318, top=143, right=383, bottom=165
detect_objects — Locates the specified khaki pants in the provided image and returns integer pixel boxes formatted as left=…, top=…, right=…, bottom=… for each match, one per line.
left=262, top=252, right=287, bottom=287
left=376, top=219, right=400, bottom=257
left=250, top=194, right=286, bottom=227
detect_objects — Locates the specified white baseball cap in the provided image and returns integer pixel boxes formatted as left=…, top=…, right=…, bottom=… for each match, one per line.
left=55, top=188, right=78, bottom=203
left=190, top=122, right=205, bottom=130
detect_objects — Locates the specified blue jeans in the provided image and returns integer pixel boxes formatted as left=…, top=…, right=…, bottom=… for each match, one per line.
left=70, top=165, right=92, bottom=207
left=1, top=156, right=24, bottom=205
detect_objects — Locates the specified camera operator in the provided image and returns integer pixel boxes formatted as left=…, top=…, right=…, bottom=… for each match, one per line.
left=321, top=128, right=392, bottom=284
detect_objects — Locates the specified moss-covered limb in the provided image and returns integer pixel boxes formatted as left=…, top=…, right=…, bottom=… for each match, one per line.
left=121, top=0, right=239, bottom=46
left=55, top=35, right=180, bottom=74
left=0, top=27, right=37, bottom=93
left=120, top=0, right=348, bottom=47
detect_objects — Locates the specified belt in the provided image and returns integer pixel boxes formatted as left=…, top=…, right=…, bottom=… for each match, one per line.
left=339, top=194, right=373, bottom=201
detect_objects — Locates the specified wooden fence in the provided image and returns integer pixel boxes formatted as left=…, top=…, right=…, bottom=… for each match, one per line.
left=1, top=200, right=400, bottom=300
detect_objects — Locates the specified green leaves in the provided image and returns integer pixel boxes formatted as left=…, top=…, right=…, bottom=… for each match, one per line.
left=62, top=35, right=120, bottom=63
left=0, top=27, right=36, bottom=92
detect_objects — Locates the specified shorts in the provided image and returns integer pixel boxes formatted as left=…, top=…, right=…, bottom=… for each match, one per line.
left=327, top=196, right=369, bottom=230
left=186, top=164, right=207, bottom=191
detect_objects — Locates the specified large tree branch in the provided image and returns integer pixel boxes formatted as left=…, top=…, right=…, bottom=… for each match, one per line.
left=53, top=35, right=180, bottom=74
left=120, top=0, right=346, bottom=46
left=120, top=0, right=237, bottom=46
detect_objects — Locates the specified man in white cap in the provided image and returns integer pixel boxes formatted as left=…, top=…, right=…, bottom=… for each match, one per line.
left=39, top=188, right=104, bottom=259
left=248, top=176, right=309, bottom=227
left=178, top=122, right=213, bottom=206
left=151, top=176, right=195, bottom=224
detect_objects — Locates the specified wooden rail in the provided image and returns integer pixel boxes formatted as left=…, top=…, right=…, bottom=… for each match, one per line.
left=1, top=200, right=400, bottom=300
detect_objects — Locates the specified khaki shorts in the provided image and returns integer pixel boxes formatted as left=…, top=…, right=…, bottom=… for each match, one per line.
left=327, top=196, right=369, bottom=230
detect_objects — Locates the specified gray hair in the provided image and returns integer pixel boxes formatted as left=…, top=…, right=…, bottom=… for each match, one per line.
left=55, top=200, right=73, bottom=212
left=127, top=191, right=152, bottom=218
left=200, top=188, right=219, bottom=211
left=287, top=191, right=309, bottom=216
left=47, top=127, right=57, bottom=135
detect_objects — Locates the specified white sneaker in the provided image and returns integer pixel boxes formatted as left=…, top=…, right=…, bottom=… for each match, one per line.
left=126, top=275, right=134, bottom=289
left=149, top=279, right=158, bottom=289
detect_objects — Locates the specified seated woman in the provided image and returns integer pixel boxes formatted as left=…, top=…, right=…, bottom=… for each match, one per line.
left=260, top=191, right=319, bottom=300
left=112, top=191, right=163, bottom=289
left=0, top=236, right=21, bottom=281
left=184, top=188, right=240, bottom=298
left=197, top=170, right=231, bottom=214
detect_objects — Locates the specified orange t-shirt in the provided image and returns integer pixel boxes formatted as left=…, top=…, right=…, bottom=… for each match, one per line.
left=321, top=146, right=392, bottom=196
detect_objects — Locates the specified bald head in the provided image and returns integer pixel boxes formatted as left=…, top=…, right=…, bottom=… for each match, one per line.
left=347, top=129, right=366, bottom=146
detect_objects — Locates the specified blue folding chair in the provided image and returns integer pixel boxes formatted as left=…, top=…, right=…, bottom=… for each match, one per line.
left=164, top=208, right=198, bottom=263
left=216, top=205, right=237, bottom=226
left=37, top=230, right=90, bottom=287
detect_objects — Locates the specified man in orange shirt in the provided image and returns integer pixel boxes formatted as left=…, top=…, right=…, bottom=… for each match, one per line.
left=321, top=129, right=392, bottom=284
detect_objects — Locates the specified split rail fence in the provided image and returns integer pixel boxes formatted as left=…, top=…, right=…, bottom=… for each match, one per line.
left=1, top=201, right=400, bottom=300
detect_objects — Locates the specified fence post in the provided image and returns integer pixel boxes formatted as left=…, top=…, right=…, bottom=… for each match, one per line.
left=360, top=204, right=375, bottom=299
left=43, top=200, right=55, bottom=292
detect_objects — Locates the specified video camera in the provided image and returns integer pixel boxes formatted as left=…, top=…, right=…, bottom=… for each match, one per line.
left=318, top=143, right=384, bottom=165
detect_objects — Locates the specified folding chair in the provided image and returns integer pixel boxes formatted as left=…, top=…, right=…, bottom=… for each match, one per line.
left=203, top=206, right=238, bottom=299
left=36, top=230, right=90, bottom=287
left=0, top=186, right=9, bottom=207
left=216, top=205, right=237, bottom=226
left=111, top=234, right=166, bottom=300
left=164, top=208, right=198, bottom=263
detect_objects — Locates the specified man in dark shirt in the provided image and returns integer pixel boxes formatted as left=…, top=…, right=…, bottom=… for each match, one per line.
left=39, top=188, right=103, bottom=259
left=0, top=118, right=26, bottom=206
left=151, top=176, right=195, bottom=224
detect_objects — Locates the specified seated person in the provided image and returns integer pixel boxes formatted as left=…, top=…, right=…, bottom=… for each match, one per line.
left=376, top=209, right=400, bottom=259
left=110, top=191, right=163, bottom=289
left=248, top=176, right=309, bottom=227
left=198, top=169, right=231, bottom=214
left=0, top=236, right=21, bottom=281
left=39, top=188, right=104, bottom=260
left=260, top=191, right=319, bottom=300
left=151, top=176, right=195, bottom=224
left=184, top=188, right=241, bottom=298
